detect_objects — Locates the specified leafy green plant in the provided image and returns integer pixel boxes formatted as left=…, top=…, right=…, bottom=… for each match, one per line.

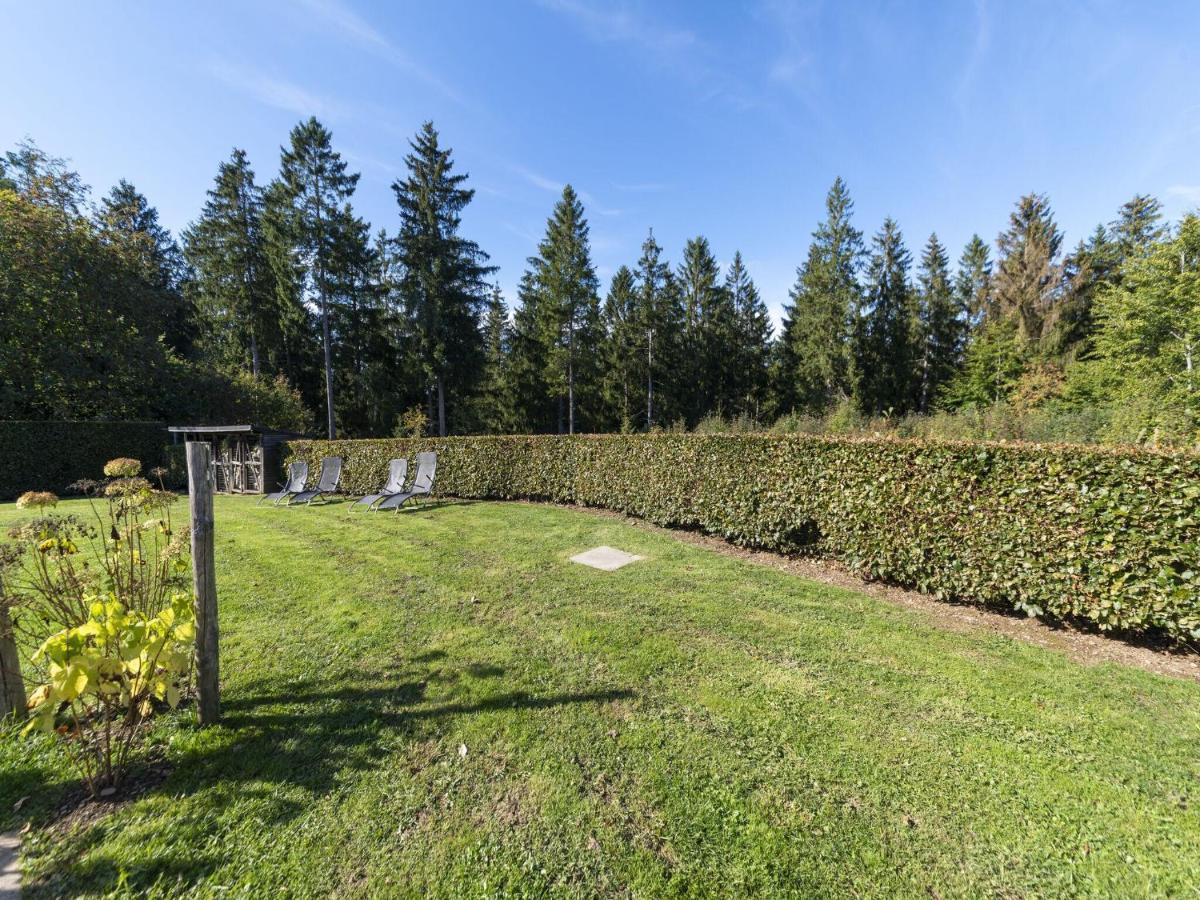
left=2, top=457, right=194, bottom=794
left=287, top=433, right=1200, bottom=639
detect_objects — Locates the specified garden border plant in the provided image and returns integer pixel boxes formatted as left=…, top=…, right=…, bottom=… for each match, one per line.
left=1, top=459, right=195, bottom=795
left=286, top=434, right=1200, bottom=640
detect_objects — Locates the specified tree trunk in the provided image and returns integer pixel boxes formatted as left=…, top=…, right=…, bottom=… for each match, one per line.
left=646, top=327, right=654, bottom=430
left=321, top=293, right=336, bottom=439
left=0, top=584, right=25, bottom=721
left=568, top=320, right=576, bottom=435
left=436, top=376, right=447, bottom=437
left=249, top=330, right=260, bottom=379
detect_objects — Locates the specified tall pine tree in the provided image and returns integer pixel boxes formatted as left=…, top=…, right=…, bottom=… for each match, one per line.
left=275, top=117, right=361, bottom=438
left=183, top=149, right=277, bottom=377
left=853, top=218, right=918, bottom=415
left=677, top=235, right=734, bottom=424
left=392, top=122, right=494, bottom=436
left=726, top=251, right=772, bottom=419
left=916, top=233, right=964, bottom=410
left=633, top=230, right=682, bottom=429
left=776, top=177, right=864, bottom=414
left=600, top=265, right=641, bottom=430
left=515, top=185, right=602, bottom=433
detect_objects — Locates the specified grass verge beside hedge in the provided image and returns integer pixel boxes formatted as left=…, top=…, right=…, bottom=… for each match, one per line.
left=0, top=420, right=169, bottom=499
left=286, top=434, right=1200, bottom=640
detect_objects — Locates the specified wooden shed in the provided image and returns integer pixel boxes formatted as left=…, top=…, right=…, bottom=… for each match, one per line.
left=168, top=424, right=305, bottom=494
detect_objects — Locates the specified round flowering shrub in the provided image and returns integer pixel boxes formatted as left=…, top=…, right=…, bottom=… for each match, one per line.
left=15, top=490, right=58, bottom=509
left=103, top=457, right=142, bottom=478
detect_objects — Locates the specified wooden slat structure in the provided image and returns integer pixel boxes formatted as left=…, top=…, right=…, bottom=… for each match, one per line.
left=168, top=425, right=304, bottom=495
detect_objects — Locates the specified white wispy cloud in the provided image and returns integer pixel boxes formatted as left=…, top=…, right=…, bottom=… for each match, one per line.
left=954, top=0, right=991, bottom=113
left=511, top=165, right=620, bottom=215
left=537, top=0, right=698, bottom=55
left=513, top=165, right=567, bottom=195
left=294, top=0, right=466, bottom=105
left=210, top=61, right=338, bottom=117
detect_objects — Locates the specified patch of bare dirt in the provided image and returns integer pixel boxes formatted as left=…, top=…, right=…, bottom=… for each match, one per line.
left=537, top=501, right=1200, bottom=684
left=46, top=760, right=172, bottom=836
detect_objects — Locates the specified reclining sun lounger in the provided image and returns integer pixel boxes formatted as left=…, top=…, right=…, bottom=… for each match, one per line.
left=376, top=451, right=436, bottom=512
left=260, top=461, right=308, bottom=506
left=353, top=458, right=408, bottom=510
left=291, top=456, right=343, bottom=506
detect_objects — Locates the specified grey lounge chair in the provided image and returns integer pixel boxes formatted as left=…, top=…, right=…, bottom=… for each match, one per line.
left=353, top=458, right=408, bottom=510
left=260, top=461, right=308, bottom=506
left=376, top=451, right=436, bottom=512
left=291, top=456, right=342, bottom=506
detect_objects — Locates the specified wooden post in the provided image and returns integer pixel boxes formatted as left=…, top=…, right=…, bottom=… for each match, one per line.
left=0, top=579, right=25, bottom=721
left=186, top=441, right=220, bottom=725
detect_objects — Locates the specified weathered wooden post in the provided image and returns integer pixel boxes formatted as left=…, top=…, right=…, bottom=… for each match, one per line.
left=0, top=578, right=25, bottom=721
left=186, top=441, right=220, bottom=725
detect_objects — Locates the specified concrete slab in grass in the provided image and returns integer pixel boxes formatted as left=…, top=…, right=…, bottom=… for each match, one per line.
left=570, top=546, right=645, bottom=571
left=0, top=831, right=19, bottom=900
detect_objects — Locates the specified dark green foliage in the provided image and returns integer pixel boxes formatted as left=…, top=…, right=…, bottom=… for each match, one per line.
left=474, top=285, right=515, bottom=434
left=726, top=252, right=772, bottom=420
left=288, top=432, right=1200, bottom=639
left=677, top=235, right=735, bottom=425
left=274, top=118, right=362, bottom=439
left=0, top=421, right=169, bottom=498
left=0, top=144, right=199, bottom=422
left=625, top=230, right=683, bottom=429
left=97, top=179, right=193, bottom=356
left=183, top=148, right=280, bottom=378
left=391, top=122, right=494, bottom=436
left=916, top=233, right=965, bottom=410
left=956, top=234, right=992, bottom=330
left=599, top=266, right=641, bottom=430
left=852, top=218, right=919, bottom=415
left=510, top=186, right=602, bottom=433
left=776, top=178, right=864, bottom=414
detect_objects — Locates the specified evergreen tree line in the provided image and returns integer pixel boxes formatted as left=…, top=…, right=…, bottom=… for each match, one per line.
left=3, top=122, right=1197, bottom=443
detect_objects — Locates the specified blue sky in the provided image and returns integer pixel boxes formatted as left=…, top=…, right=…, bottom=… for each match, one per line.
left=4, top=0, right=1199, bottom=324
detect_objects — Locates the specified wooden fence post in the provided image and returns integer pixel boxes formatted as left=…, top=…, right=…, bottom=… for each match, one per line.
left=186, top=441, right=220, bottom=725
left=0, top=578, right=25, bottom=721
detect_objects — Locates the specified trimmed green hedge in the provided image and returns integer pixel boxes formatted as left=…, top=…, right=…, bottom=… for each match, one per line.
left=0, top=420, right=169, bottom=499
left=285, top=434, right=1200, bottom=639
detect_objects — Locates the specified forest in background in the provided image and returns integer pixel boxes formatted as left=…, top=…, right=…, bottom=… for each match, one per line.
left=2, top=119, right=1197, bottom=445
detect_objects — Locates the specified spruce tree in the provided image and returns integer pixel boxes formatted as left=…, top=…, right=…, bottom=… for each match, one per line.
left=183, top=149, right=276, bottom=376
left=916, top=233, right=964, bottom=410
left=853, top=218, right=918, bottom=415
left=992, top=193, right=1064, bottom=346
left=275, top=117, right=361, bottom=438
left=476, top=284, right=514, bottom=433
left=1111, top=194, right=1167, bottom=261
left=600, top=265, right=641, bottom=430
left=677, top=235, right=733, bottom=424
left=777, top=177, right=864, bottom=413
left=392, top=121, right=494, bottom=436
left=509, top=271, right=552, bottom=432
left=956, top=234, right=992, bottom=330
left=97, top=179, right=191, bottom=354
left=1051, top=224, right=1119, bottom=358
left=633, top=230, right=681, bottom=429
left=726, top=251, right=772, bottom=420
left=520, top=185, right=602, bottom=433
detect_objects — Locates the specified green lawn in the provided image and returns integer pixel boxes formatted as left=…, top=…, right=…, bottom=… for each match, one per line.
left=2, top=496, right=1199, bottom=897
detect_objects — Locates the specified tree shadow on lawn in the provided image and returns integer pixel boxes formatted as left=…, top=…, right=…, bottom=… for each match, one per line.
left=24, top=653, right=634, bottom=897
